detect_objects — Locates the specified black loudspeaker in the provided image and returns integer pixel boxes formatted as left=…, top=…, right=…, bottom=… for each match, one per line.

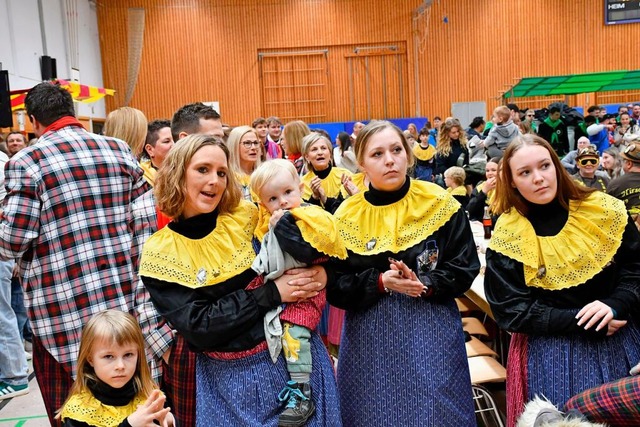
left=40, top=56, right=57, bottom=81
left=0, top=70, right=12, bottom=128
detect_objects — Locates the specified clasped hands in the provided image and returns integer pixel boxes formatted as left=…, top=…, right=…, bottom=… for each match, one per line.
left=275, top=265, right=327, bottom=303
left=381, top=258, right=429, bottom=298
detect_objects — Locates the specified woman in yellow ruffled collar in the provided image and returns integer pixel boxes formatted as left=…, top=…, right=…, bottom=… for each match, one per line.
left=139, top=119, right=175, bottom=187
left=485, top=134, right=640, bottom=426
left=466, top=157, right=499, bottom=221
left=226, top=126, right=261, bottom=202
left=58, top=310, right=174, bottom=427
left=300, top=132, right=353, bottom=212
left=138, top=135, right=341, bottom=425
left=329, top=120, right=480, bottom=426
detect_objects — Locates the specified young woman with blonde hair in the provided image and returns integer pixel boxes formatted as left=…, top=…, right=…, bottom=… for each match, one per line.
left=58, top=310, right=174, bottom=427
left=226, top=125, right=262, bottom=201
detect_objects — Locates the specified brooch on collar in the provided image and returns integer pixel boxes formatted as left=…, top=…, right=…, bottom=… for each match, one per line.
left=366, top=238, right=377, bottom=251
left=196, top=268, right=207, bottom=285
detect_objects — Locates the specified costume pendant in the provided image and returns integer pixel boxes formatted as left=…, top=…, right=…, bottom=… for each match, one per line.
left=196, top=268, right=207, bottom=285
left=365, top=238, right=377, bottom=251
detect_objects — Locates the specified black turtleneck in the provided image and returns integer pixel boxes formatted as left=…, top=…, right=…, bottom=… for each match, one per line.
left=525, top=198, right=568, bottom=237
left=364, top=176, right=411, bottom=206
left=169, top=209, right=219, bottom=239
left=314, top=163, right=332, bottom=179
left=88, top=378, right=137, bottom=407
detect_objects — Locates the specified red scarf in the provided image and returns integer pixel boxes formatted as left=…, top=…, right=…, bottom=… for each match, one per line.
left=42, top=116, right=85, bottom=135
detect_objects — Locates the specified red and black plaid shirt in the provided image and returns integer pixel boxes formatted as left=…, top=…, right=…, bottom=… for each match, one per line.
left=565, top=375, right=640, bottom=426
left=0, top=124, right=173, bottom=379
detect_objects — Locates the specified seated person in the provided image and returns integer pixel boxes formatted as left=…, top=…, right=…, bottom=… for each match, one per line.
left=561, top=136, right=592, bottom=174
left=572, top=147, right=610, bottom=191
left=444, top=166, right=469, bottom=209
left=467, top=158, right=499, bottom=222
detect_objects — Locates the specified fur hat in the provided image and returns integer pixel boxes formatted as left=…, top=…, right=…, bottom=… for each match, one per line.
left=516, top=396, right=606, bottom=427
left=621, top=143, right=640, bottom=162
left=576, top=146, right=599, bottom=160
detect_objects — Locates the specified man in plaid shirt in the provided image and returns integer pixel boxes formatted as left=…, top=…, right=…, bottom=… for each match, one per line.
left=0, top=83, right=173, bottom=424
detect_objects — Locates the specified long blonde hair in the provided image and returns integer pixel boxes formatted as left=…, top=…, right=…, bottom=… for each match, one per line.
left=59, top=310, right=156, bottom=412
left=103, top=107, right=148, bottom=158
left=226, top=125, right=262, bottom=175
left=436, top=118, right=468, bottom=157
left=155, top=134, right=242, bottom=219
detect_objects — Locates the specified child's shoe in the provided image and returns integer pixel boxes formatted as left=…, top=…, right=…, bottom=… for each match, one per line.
left=277, top=380, right=315, bottom=427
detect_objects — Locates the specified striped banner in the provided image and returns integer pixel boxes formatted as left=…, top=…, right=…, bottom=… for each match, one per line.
left=9, top=80, right=115, bottom=111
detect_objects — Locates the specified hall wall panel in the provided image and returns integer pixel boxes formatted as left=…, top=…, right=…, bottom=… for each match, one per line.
left=97, top=0, right=640, bottom=125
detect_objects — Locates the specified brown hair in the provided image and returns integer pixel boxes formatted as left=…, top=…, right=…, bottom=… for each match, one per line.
left=354, top=120, right=415, bottom=169
left=58, top=310, right=156, bottom=414
left=282, top=120, right=310, bottom=156
left=436, top=118, right=467, bottom=157
left=103, top=107, right=148, bottom=158
left=491, top=134, right=595, bottom=216
left=155, top=134, right=242, bottom=219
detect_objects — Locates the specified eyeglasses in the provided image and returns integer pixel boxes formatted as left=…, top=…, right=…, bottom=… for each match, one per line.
left=578, top=158, right=599, bottom=166
left=241, top=140, right=261, bottom=148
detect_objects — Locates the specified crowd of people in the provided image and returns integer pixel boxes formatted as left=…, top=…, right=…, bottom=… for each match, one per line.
left=0, top=82, right=639, bottom=427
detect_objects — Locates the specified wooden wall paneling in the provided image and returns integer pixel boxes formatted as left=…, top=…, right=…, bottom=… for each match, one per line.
left=97, top=0, right=640, bottom=125
left=259, top=51, right=328, bottom=122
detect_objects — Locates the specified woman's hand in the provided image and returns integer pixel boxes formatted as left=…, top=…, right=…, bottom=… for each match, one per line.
left=341, top=174, right=360, bottom=196
left=310, top=177, right=327, bottom=205
left=127, top=390, right=172, bottom=427
left=606, top=319, right=627, bottom=336
left=274, top=265, right=327, bottom=302
left=576, top=300, right=619, bottom=332
left=382, top=258, right=426, bottom=297
left=481, top=177, right=496, bottom=194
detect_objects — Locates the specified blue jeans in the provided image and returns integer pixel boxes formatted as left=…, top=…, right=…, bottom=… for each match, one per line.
left=11, top=277, right=32, bottom=342
left=0, top=259, right=28, bottom=385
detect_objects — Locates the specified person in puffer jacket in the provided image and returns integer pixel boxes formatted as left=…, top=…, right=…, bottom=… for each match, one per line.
left=484, top=105, right=521, bottom=159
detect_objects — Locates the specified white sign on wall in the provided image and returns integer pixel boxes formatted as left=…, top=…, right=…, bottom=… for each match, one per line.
left=202, top=101, right=220, bottom=116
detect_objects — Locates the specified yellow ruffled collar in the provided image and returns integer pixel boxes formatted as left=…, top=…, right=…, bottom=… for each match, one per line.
left=475, top=181, right=494, bottom=200
left=254, top=204, right=347, bottom=259
left=60, top=390, right=145, bottom=427
left=139, top=200, right=258, bottom=288
left=301, top=167, right=352, bottom=200
left=448, top=186, right=467, bottom=197
left=139, top=159, right=157, bottom=187
left=351, top=173, right=368, bottom=192
left=489, top=192, right=627, bottom=290
left=334, top=180, right=461, bottom=255
left=412, top=143, right=436, bottom=161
